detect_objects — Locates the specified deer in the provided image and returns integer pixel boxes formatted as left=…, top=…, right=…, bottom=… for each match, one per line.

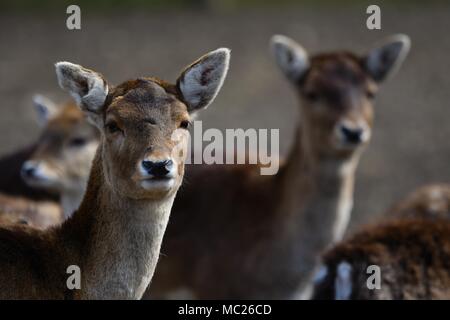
left=311, top=218, right=450, bottom=299
left=0, top=48, right=230, bottom=299
left=21, top=96, right=100, bottom=220
left=312, top=184, right=450, bottom=300
left=145, top=34, right=411, bottom=299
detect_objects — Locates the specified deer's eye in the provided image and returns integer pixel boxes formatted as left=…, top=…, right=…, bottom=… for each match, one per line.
left=179, top=120, right=191, bottom=129
left=69, top=137, right=87, bottom=147
left=305, top=91, right=319, bottom=102
left=105, top=121, right=122, bottom=135
left=366, top=90, right=376, bottom=100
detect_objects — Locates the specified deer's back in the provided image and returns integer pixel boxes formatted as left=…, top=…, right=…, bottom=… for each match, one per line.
left=313, top=218, right=450, bottom=299
left=0, top=193, right=62, bottom=229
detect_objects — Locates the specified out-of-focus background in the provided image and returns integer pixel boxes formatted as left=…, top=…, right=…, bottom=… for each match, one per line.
left=0, top=0, right=449, bottom=232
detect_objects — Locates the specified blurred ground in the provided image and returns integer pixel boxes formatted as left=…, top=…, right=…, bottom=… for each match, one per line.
left=0, top=3, right=449, bottom=233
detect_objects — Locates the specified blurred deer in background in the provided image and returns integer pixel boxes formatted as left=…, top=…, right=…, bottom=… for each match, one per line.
left=147, top=34, right=410, bottom=299
left=312, top=183, right=450, bottom=299
left=21, top=96, right=100, bottom=219
left=0, top=95, right=98, bottom=228
left=0, top=48, right=230, bottom=299
left=312, top=218, right=450, bottom=299
left=0, top=96, right=72, bottom=228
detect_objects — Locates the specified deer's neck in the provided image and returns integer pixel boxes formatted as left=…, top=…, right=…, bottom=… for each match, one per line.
left=60, top=189, right=85, bottom=219
left=275, top=126, right=359, bottom=296
left=61, top=149, right=175, bottom=299
left=279, top=126, right=359, bottom=243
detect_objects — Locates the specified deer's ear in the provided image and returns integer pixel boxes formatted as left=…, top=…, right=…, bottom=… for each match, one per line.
left=363, top=34, right=411, bottom=82
left=32, top=94, right=59, bottom=127
left=55, top=62, right=108, bottom=125
left=271, top=35, right=309, bottom=83
left=177, top=48, right=230, bottom=113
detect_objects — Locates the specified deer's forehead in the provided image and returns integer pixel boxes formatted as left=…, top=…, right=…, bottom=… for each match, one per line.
left=44, top=118, right=97, bottom=142
left=306, top=54, right=372, bottom=91
left=107, top=79, right=188, bottom=122
left=46, top=115, right=83, bottom=135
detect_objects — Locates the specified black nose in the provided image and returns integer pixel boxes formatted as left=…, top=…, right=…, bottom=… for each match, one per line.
left=21, top=165, right=36, bottom=178
left=142, top=159, right=173, bottom=178
left=340, top=126, right=363, bottom=144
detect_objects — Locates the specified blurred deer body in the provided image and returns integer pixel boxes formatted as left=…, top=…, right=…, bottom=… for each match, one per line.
left=312, top=184, right=450, bottom=300
left=21, top=97, right=100, bottom=219
left=312, top=218, right=450, bottom=299
left=0, top=49, right=230, bottom=299
left=387, top=183, right=450, bottom=220
left=148, top=35, right=410, bottom=299
left=0, top=193, right=60, bottom=228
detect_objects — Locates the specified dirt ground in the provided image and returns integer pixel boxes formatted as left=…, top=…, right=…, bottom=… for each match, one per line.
left=0, top=4, right=449, bottom=233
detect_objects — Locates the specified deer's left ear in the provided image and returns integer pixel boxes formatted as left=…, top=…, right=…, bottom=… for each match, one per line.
left=177, top=48, right=230, bottom=113
left=363, top=34, right=411, bottom=82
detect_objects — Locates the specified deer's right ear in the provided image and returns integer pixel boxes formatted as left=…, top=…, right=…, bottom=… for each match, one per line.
left=363, top=34, right=411, bottom=82
left=32, top=94, right=58, bottom=127
left=177, top=48, right=230, bottom=113
left=271, top=35, right=309, bottom=83
left=55, top=62, right=108, bottom=126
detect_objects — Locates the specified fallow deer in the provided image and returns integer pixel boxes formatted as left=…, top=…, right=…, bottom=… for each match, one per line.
left=0, top=48, right=230, bottom=299
left=21, top=96, right=100, bottom=219
left=146, top=34, right=410, bottom=299
left=311, top=218, right=450, bottom=299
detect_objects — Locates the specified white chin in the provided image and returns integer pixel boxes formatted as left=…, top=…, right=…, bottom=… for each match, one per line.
left=140, top=178, right=175, bottom=191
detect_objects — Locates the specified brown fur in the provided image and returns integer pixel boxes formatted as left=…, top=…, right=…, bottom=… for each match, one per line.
left=0, top=193, right=61, bottom=229
left=313, top=218, right=450, bottom=299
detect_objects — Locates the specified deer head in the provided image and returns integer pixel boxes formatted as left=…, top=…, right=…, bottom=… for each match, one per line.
left=21, top=96, right=100, bottom=194
left=54, top=48, right=230, bottom=200
left=271, top=34, right=410, bottom=160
